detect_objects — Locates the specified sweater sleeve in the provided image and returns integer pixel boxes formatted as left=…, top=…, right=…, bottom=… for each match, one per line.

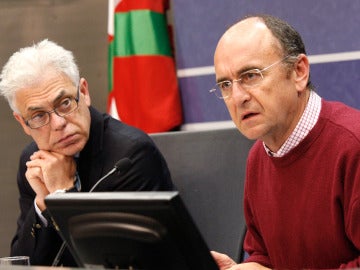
left=340, top=198, right=360, bottom=268
left=340, top=141, right=360, bottom=269
left=243, top=192, right=273, bottom=268
left=242, top=143, right=273, bottom=268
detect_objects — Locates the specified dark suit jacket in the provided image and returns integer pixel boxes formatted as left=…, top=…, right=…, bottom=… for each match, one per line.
left=10, top=107, right=173, bottom=266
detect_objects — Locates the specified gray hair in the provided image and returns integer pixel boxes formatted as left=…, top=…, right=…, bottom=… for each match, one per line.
left=0, top=39, right=80, bottom=112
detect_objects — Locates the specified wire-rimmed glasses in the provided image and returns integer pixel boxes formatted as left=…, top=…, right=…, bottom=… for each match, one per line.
left=24, top=86, right=80, bottom=129
left=209, top=56, right=291, bottom=99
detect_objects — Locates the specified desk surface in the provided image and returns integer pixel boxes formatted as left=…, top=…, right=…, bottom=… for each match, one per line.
left=0, top=266, right=79, bottom=270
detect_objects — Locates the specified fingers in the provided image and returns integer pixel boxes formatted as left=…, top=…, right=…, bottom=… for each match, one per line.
left=211, top=252, right=270, bottom=270
left=25, top=166, right=45, bottom=190
left=25, top=167, right=49, bottom=211
left=211, top=251, right=237, bottom=270
left=26, top=150, right=77, bottom=193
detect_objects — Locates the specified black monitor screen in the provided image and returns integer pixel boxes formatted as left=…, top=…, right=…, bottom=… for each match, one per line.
left=45, top=191, right=219, bottom=270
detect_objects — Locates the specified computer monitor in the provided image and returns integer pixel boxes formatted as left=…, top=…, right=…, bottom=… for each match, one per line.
left=45, top=191, right=219, bottom=270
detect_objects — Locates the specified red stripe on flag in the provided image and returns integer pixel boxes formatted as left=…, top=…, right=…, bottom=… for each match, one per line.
left=112, top=55, right=182, bottom=133
left=115, top=0, right=168, bottom=13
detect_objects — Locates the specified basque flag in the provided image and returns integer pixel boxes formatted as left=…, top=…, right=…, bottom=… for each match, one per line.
left=107, top=0, right=183, bottom=133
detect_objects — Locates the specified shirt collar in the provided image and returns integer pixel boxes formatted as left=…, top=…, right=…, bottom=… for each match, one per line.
left=264, top=91, right=322, bottom=157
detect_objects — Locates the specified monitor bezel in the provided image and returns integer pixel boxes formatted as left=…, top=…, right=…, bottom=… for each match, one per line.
left=45, top=191, right=219, bottom=270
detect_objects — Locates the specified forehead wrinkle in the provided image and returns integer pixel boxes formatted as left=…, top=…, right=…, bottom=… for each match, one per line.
left=26, top=89, right=67, bottom=112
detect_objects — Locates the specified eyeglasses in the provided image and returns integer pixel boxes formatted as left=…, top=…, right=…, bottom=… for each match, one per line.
left=24, top=86, right=80, bottom=129
left=209, top=56, right=291, bottom=99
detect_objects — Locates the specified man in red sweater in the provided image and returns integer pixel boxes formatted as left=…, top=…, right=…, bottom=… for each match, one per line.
left=210, top=14, right=360, bottom=269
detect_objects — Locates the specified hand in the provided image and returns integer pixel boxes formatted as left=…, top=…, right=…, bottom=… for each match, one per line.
left=25, top=162, right=48, bottom=210
left=211, top=251, right=237, bottom=269
left=26, top=150, right=76, bottom=210
left=211, top=251, right=271, bottom=270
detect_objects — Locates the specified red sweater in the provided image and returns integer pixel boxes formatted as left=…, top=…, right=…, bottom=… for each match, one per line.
left=244, top=100, right=360, bottom=269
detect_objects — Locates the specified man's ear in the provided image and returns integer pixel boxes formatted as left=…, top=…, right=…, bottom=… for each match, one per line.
left=13, top=112, right=32, bottom=136
left=293, top=54, right=310, bottom=92
left=79, top=78, right=91, bottom=106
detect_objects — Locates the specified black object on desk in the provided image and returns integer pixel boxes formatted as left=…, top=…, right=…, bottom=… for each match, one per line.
left=45, top=191, right=219, bottom=270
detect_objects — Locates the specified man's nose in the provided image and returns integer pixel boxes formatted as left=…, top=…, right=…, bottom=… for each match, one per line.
left=49, top=111, right=67, bottom=130
left=230, top=81, right=251, bottom=104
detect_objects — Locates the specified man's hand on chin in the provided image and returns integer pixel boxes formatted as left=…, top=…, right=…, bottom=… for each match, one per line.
left=25, top=150, right=77, bottom=211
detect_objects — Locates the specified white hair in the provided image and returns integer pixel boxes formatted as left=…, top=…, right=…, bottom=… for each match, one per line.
left=0, top=39, right=80, bottom=112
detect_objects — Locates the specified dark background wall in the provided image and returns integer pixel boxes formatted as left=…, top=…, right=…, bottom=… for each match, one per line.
left=1, top=0, right=360, bottom=257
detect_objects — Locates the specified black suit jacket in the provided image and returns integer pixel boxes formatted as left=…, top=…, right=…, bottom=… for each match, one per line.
left=10, top=107, right=173, bottom=266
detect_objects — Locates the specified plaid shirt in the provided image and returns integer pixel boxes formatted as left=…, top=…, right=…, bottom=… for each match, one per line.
left=264, top=91, right=322, bottom=157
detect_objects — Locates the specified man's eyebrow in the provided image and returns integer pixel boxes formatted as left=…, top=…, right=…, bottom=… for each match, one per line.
left=216, top=77, right=229, bottom=84
left=26, top=89, right=67, bottom=112
left=216, top=65, right=260, bottom=83
left=236, top=65, right=260, bottom=76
